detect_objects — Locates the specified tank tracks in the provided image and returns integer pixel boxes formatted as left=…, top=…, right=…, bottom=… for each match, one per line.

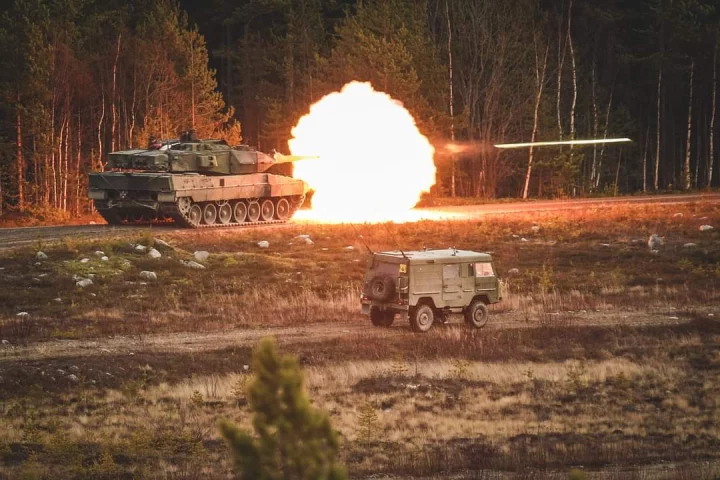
left=96, top=195, right=304, bottom=229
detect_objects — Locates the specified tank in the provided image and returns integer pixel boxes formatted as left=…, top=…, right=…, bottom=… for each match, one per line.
left=88, top=134, right=313, bottom=228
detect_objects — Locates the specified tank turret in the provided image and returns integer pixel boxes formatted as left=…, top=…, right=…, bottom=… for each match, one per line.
left=90, top=138, right=314, bottom=228
left=107, top=140, right=316, bottom=175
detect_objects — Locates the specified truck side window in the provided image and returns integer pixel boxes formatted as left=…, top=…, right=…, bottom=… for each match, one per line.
left=475, top=262, right=494, bottom=277
left=443, top=263, right=460, bottom=280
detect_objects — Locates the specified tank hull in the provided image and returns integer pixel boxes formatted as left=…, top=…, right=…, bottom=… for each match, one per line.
left=89, top=172, right=307, bottom=228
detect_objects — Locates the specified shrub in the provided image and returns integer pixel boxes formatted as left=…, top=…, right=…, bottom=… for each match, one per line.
left=220, top=338, right=346, bottom=480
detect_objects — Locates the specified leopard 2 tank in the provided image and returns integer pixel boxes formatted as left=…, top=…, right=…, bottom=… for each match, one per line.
left=88, top=135, right=313, bottom=228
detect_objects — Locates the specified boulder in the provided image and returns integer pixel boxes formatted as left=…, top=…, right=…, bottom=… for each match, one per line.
left=699, top=225, right=714, bottom=232
left=94, top=251, right=105, bottom=257
left=67, top=374, right=79, bottom=383
left=155, top=238, right=174, bottom=250
left=147, top=248, right=162, bottom=259
left=648, top=234, right=664, bottom=251
left=35, top=251, right=48, bottom=260
left=135, top=245, right=147, bottom=253
left=80, top=258, right=90, bottom=264
left=343, top=246, right=354, bottom=251
left=16, top=312, right=29, bottom=317
left=76, top=278, right=93, bottom=288
left=53, top=298, right=62, bottom=303
left=508, top=268, right=520, bottom=275
left=257, top=241, right=270, bottom=248
left=139, top=271, right=157, bottom=281
left=683, top=243, right=697, bottom=248
left=193, top=251, right=210, bottom=262
left=181, top=260, right=206, bottom=270
left=101, top=256, right=109, bottom=262
left=531, top=225, right=541, bottom=233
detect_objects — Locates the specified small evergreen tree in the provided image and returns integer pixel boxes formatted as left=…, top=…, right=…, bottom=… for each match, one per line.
left=220, top=338, right=346, bottom=480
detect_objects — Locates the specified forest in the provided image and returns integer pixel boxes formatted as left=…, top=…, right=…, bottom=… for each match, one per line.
left=0, top=0, right=718, bottom=218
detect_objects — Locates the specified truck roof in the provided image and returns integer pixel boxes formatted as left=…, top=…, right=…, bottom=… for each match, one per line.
left=375, top=249, right=493, bottom=265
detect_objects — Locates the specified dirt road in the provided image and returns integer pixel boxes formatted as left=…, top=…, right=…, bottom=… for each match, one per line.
left=2, top=193, right=719, bottom=250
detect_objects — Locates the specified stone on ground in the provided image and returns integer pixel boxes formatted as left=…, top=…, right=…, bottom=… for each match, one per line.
left=257, top=241, right=270, bottom=248
left=139, top=271, right=157, bottom=281
left=76, top=278, right=93, bottom=288
left=35, top=251, right=48, bottom=260
left=699, top=224, right=714, bottom=232
left=193, top=251, right=210, bottom=262
left=148, top=248, right=162, bottom=259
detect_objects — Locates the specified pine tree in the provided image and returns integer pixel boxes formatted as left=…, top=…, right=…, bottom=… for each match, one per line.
left=220, top=338, right=346, bottom=480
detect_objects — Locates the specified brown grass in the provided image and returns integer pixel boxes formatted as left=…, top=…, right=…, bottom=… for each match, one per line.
left=0, top=201, right=719, bottom=478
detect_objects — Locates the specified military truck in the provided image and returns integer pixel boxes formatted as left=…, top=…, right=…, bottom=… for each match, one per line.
left=360, top=249, right=502, bottom=332
left=88, top=135, right=312, bottom=228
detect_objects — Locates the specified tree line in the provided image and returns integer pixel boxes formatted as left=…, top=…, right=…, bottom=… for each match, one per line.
left=1, top=0, right=718, bottom=217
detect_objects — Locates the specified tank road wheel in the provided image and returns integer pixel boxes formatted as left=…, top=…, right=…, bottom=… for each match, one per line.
left=188, top=204, right=202, bottom=226
left=233, top=201, right=248, bottom=223
left=260, top=199, right=275, bottom=221
left=370, top=307, right=395, bottom=328
left=130, top=212, right=145, bottom=224
left=202, top=203, right=218, bottom=225
left=410, top=304, right=434, bottom=333
left=247, top=201, right=261, bottom=222
left=217, top=202, right=233, bottom=225
left=275, top=198, right=291, bottom=220
left=464, top=299, right=489, bottom=329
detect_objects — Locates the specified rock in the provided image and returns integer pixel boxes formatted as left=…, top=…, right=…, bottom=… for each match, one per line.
left=193, top=251, right=210, bottom=262
left=243, top=365, right=249, bottom=371
left=683, top=243, right=697, bottom=248
left=135, top=245, right=147, bottom=253
left=512, top=234, right=520, bottom=239
left=57, top=369, right=65, bottom=375
left=321, top=248, right=329, bottom=251
left=181, top=260, right=206, bottom=270
left=155, top=238, right=174, bottom=250
left=89, top=293, right=96, bottom=297
left=89, top=221, right=96, bottom=225
left=343, top=246, right=354, bottom=251
left=76, top=278, right=93, bottom=288
left=531, top=225, right=541, bottom=233
left=139, top=271, right=157, bottom=281
left=303, top=237, right=314, bottom=245
left=520, top=238, right=529, bottom=242
left=94, top=251, right=105, bottom=257
left=648, top=234, right=664, bottom=251
left=257, top=241, right=270, bottom=248
left=67, top=374, right=79, bottom=383
left=600, top=243, right=611, bottom=247
left=53, top=298, right=62, bottom=303
left=673, top=213, right=683, bottom=218
left=147, top=248, right=162, bottom=259
left=508, top=268, right=520, bottom=275
left=35, top=251, right=48, bottom=260
left=80, top=258, right=90, bottom=264
left=69, top=365, right=80, bottom=373
left=101, top=256, right=109, bottom=262
left=38, top=273, right=48, bottom=278
left=34, top=262, right=41, bottom=266
left=1, top=340, right=8, bottom=345
left=699, top=225, right=714, bottom=232
left=16, top=312, right=29, bottom=317
left=296, top=234, right=311, bottom=240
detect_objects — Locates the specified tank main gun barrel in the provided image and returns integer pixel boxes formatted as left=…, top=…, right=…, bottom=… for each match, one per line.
left=272, top=152, right=320, bottom=164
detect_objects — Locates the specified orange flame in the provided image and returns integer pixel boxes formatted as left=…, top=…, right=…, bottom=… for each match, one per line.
left=290, top=82, right=436, bottom=223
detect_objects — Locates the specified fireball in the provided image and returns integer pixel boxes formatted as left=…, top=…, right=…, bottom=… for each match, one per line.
left=290, top=82, right=436, bottom=223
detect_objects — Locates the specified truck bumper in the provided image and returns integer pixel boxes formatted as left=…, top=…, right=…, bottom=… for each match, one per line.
left=360, top=301, right=409, bottom=319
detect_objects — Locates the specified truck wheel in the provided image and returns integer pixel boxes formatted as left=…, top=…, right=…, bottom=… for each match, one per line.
left=464, top=300, right=489, bottom=328
left=370, top=307, right=394, bottom=327
left=410, top=304, right=434, bottom=333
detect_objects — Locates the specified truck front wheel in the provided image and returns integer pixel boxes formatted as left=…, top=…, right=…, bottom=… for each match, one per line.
left=410, top=304, right=434, bottom=333
left=370, top=307, right=394, bottom=327
left=464, top=300, right=489, bottom=328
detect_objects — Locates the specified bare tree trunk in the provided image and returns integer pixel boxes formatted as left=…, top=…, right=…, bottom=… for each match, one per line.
left=190, top=32, right=196, bottom=129
left=614, top=147, right=622, bottom=196
left=15, top=92, right=25, bottom=211
left=684, top=61, right=694, bottom=190
left=97, top=89, right=105, bottom=172
left=590, top=61, right=599, bottom=190
left=567, top=0, right=577, bottom=144
left=111, top=33, right=122, bottom=153
left=655, top=65, right=662, bottom=191
left=556, top=9, right=566, bottom=142
left=709, top=30, right=718, bottom=189
left=445, top=0, right=456, bottom=197
left=643, top=126, right=649, bottom=192
left=596, top=82, right=614, bottom=190
left=75, top=113, right=81, bottom=216
left=523, top=41, right=549, bottom=200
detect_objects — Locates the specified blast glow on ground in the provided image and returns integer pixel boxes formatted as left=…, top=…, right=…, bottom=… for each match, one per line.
left=290, top=82, right=438, bottom=223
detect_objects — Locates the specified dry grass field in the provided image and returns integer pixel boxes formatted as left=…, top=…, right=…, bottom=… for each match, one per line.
left=1, top=200, right=719, bottom=479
